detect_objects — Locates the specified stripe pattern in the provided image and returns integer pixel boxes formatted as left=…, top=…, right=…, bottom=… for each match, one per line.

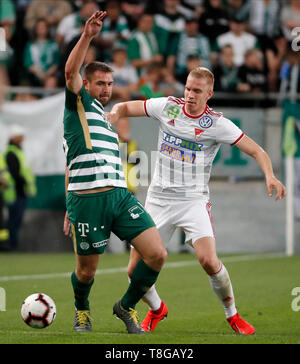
left=65, top=91, right=127, bottom=191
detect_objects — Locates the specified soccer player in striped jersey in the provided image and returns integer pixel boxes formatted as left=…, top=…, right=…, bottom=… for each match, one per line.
left=62, top=11, right=167, bottom=334
left=107, top=67, right=286, bottom=335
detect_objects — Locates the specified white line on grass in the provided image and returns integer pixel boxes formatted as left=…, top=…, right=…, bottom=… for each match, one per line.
left=0, top=252, right=285, bottom=282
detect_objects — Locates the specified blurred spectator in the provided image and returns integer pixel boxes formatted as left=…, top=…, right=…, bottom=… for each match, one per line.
left=23, top=18, right=61, bottom=86
left=24, top=0, right=73, bottom=38
left=248, top=0, right=284, bottom=91
left=81, top=45, right=97, bottom=75
left=280, top=0, right=300, bottom=43
left=213, top=44, right=239, bottom=91
left=0, top=153, right=11, bottom=248
left=177, top=0, right=205, bottom=19
left=9, top=1, right=33, bottom=86
left=13, top=92, right=38, bottom=102
left=237, top=48, right=268, bottom=93
left=224, top=0, right=251, bottom=22
left=95, top=0, right=131, bottom=62
left=176, top=17, right=211, bottom=80
left=216, top=16, right=259, bottom=67
left=176, top=54, right=201, bottom=86
left=198, top=0, right=230, bottom=47
left=0, top=1, right=16, bottom=85
left=153, top=0, right=186, bottom=75
left=109, top=47, right=139, bottom=101
left=248, top=0, right=281, bottom=39
left=127, top=13, right=163, bottom=76
left=44, top=74, right=60, bottom=91
left=5, top=124, right=36, bottom=251
left=56, top=0, right=98, bottom=50
left=15, top=1, right=34, bottom=11
left=0, top=0, right=16, bottom=36
left=0, top=23, right=15, bottom=85
left=0, top=66, right=9, bottom=104
left=121, top=1, right=147, bottom=30
left=139, top=63, right=177, bottom=99
left=278, top=48, right=300, bottom=96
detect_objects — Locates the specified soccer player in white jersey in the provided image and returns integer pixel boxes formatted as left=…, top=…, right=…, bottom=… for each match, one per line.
left=107, top=67, right=286, bottom=335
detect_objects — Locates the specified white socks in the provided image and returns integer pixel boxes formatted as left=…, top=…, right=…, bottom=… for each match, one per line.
left=128, top=276, right=161, bottom=312
left=142, top=284, right=162, bottom=311
left=129, top=261, right=237, bottom=318
left=208, top=262, right=237, bottom=318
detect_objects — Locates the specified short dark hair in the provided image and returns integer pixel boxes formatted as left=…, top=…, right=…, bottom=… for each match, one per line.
left=83, top=61, right=114, bottom=81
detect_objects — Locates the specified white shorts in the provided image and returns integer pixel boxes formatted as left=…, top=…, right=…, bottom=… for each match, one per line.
left=145, top=196, right=215, bottom=247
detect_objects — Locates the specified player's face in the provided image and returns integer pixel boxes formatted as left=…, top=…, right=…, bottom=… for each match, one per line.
left=184, top=76, right=213, bottom=114
left=84, top=71, right=113, bottom=106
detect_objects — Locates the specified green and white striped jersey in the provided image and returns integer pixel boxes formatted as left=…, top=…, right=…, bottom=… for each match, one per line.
left=63, top=85, right=127, bottom=191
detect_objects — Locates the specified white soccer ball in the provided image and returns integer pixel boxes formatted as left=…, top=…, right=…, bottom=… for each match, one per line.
left=21, top=293, right=56, bottom=329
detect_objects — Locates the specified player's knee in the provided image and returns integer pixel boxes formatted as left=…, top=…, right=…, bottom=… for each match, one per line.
left=149, top=246, right=167, bottom=270
left=76, top=268, right=96, bottom=284
left=198, top=256, right=219, bottom=275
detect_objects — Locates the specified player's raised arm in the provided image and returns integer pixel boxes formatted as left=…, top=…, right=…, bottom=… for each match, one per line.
left=235, top=135, right=286, bottom=201
left=106, top=100, right=146, bottom=124
left=65, top=11, right=106, bottom=94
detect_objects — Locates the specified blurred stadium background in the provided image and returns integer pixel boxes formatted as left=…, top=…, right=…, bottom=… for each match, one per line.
left=0, top=0, right=299, bottom=256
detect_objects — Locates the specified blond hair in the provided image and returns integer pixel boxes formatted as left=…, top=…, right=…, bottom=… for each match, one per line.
left=188, top=67, right=214, bottom=91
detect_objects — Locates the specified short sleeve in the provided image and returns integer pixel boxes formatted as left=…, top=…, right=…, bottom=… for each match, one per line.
left=216, top=116, right=245, bottom=145
left=65, top=85, right=93, bottom=111
left=64, top=86, right=77, bottom=110
left=144, top=97, right=168, bottom=120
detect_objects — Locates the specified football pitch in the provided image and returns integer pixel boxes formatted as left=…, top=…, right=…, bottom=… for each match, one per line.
left=0, top=251, right=300, bottom=345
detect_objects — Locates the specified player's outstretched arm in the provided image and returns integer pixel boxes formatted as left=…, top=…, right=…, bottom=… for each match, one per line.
left=236, top=135, right=287, bottom=201
left=65, top=11, right=106, bottom=94
left=106, top=101, right=145, bottom=124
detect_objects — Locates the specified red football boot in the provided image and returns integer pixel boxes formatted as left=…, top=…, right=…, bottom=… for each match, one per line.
left=141, top=301, right=168, bottom=332
left=227, top=313, right=255, bottom=335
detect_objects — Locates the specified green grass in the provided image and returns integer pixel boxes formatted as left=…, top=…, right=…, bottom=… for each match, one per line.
left=0, top=252, right=299, bottom=344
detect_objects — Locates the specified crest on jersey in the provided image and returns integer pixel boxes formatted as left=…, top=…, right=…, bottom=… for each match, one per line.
left=194, top=128, right=205, bottom=141
left=167, top=106, right=180, bottom=119
left=199, top=116, right=212, bottom=129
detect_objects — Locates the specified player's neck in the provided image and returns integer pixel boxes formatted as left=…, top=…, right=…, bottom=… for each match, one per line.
left=184, top=103, right=207, bottom=118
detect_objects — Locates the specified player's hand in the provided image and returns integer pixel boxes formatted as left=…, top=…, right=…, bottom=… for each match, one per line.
left=105, top=111, right=119, bottom=124
left=83, top=11, right=107, bottom=39
left=266, top=175, right=287, bottom=201
left=63, top=211, right=72, bottom=237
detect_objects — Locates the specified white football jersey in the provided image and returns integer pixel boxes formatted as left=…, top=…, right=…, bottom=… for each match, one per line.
left=144, top=96, right=245, bottom=200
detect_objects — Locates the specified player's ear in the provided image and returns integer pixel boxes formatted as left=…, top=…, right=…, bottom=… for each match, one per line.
left=207, top=90, right=214, bottom=100
left=83, top=79, right=90, bottom=93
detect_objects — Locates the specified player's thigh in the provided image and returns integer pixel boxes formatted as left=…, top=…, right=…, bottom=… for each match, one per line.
left=179, top=199, right=215, bottom=246
left=145, top=197, right=175, bottom=245
left=131, top=227, right=167, bottom=272
left=112, top=190, right=156, bottom=247
left=67, top=191, right=112, bottom=255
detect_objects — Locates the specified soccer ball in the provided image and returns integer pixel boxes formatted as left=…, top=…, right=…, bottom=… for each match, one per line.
left=21, top=293, right=56, bottom=329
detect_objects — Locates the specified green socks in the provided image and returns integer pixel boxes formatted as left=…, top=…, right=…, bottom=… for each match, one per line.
left=121, top=259, right=160, bottom=310
left=71, top=260, right=159, bottom=312
left=71, top=271, right=94, bottom=311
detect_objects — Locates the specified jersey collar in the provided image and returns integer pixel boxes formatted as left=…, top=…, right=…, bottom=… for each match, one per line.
left=183, top=104, right=208, bottom=119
